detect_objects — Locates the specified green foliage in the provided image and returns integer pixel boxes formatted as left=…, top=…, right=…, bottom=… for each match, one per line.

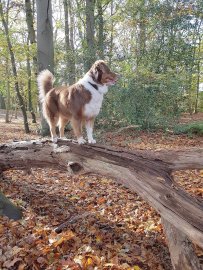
left=0, top=0, right=202, bottom=131
left=174, top=122, right=203, bottom=136
left=99, top=69, right=184, bottom=130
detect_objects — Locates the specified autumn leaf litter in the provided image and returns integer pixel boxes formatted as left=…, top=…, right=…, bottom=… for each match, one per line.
left=0, top=117, right=202, bottom=270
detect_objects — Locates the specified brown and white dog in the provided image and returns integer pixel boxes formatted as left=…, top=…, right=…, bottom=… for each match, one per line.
left=38, top=60, right=117, bottom=144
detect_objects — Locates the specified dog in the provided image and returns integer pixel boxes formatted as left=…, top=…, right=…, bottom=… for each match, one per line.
left=37, top=60, right=117, bottom=144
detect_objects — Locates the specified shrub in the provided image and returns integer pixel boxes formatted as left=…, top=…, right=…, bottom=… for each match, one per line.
left=174, top=122, right=203, bottom=136
left=98, top=69, right=184, bottom=130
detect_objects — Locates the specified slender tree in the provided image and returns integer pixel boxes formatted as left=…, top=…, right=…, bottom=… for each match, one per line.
left=25, top=0, right=37, bottom=73
left=85, top=0, right=96, bottom=70
left=5, top=57, right=10, bottom=123
left=26, top=41, right=36, bottom=123
left=0, top=0, right=30, bottom=133
left=63, top=0, right=76, bottom=84
left=97, top=0, right=104, bottom=59
left=24, top=0, right=37, bottom=123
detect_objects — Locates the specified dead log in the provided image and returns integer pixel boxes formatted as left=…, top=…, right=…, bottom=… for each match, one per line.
left=162, top=218, right=203, bottom=270
left=0, top=191, right=22, bottom=220
left=0, top=139, right=203, bottom=269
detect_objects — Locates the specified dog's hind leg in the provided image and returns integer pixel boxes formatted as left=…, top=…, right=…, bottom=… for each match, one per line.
left=58, top=116, right=69, bottom=139
left=48, top=116, right=59, bottom=142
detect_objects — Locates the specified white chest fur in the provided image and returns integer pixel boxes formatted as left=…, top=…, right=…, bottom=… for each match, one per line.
left=78, top=74, right=108, bottom=119
left=84, top=90, right=103, bottom=118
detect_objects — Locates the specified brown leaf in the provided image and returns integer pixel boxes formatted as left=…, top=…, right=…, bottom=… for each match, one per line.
left=3, top=257, right=22, bottom=268
left=18, top=262, right=26, bottom=270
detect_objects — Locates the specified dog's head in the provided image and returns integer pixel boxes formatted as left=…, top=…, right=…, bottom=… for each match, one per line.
left=89, top=60, right=117, bottom=86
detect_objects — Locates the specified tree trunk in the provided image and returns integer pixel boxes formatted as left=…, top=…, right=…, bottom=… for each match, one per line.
left=36, top=0, right=54, bottom=73
left=25, top=0, right=38, bottom=75
left=0, top=191, right=22, bottom=220
left=97, top=0, right=104, bottom=59
left=63, top=0, right=76, bottom=84
left=25, top=0, right=37, bottom=124
left=162, top=218, right=203, bottom=270
left=26, top=40, right=36, bottom=123
left=36, top=0, right=54, bottom=136
left=136, top=0, right=146, bottom=65
left=194, top=37, right=201, bottom=114
left=5, top=58, right=10, bottom=123
left=109, top=0, right=114, bottom=67
left=0, top=1, right=30, bottom=133
left=85, top=0, right=96, bottom=71
left=0, top=93, right=6, bottom=110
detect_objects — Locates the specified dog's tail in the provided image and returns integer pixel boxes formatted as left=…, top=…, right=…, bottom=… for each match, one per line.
left=37, top=69, right=54, bottom=102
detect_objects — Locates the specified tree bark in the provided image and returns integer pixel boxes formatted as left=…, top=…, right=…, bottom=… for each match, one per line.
left=194, top=36, right=201, bottom=114
left=26, top=41, right=37, bottom=123
left=109, top=0, right=114, bottom=67
left=25, top=0, right=37, bottom=123
left=25, top=0, right=38, bottom=75
left=63, top=0, right=76, bottom=84
left=0, top=1, right=30, bottom=133
left=162, top=218, right=203, bottom=270
left=0, top=191, right=22, bottom=221
left=0, top=93, right=6, bottom=110
left=5, top=57, right=10, bottom=123
left=97, top=0, right=104, bottom=59
left=85, top=0, right=96, bottom=71
left=36, top=0, right=54, bottom=136
left=36, top=0, right=54, bottom=73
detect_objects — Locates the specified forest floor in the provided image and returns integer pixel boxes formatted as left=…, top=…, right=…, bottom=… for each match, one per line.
left=0, top=112, right=203, bottom=270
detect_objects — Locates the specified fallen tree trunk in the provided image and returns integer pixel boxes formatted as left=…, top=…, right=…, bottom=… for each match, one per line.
left=0, top=139, right=203, bottom=269
left=0, top=191, right=22, bottom=220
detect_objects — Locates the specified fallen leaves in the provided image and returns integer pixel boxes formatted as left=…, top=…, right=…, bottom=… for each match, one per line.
left=0, top=116, right=202, bottom=269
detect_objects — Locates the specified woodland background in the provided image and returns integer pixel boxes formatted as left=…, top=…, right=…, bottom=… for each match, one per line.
left=0, top=1, right=203, bottom=270
left=0, top=0, right=202, bottom=134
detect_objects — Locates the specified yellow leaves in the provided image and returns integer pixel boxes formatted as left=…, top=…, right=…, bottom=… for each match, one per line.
left=74, top=254, right=101, bottom=269
left=134, top=266, right=141, bottom=270
left=84, top=256, right=94, bottom=268
left=196, top=188, right=203, bottom=193
left=49, top=231, right=75, bottom=248
left=143, top=220, right=157, bottom=232
left=51, top=230, right=75, bottom=248
left=103, top=262, right=142, bottom=270
left=173, top=169, right=203, bottom=197
left=95, top=235, right=102, bottom=244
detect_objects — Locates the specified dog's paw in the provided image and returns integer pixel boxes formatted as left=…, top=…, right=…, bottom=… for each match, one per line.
left=88, top=139, right=96, bottom=144
left=52, top=137, right=58, bottom=143
left=60, top=137, right=68, bottom=140
left=77, top=137, right=86, bottom=144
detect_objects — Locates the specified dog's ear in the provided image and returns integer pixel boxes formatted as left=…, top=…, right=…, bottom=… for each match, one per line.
left=93, top=65, right=99, bottom=80
left=96, top=65, right=103, bottom=83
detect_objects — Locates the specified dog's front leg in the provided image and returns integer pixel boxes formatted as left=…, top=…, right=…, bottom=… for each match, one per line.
left=86, top=118, right=96, bottom=144
left=71, top=117, right=86, bottom=144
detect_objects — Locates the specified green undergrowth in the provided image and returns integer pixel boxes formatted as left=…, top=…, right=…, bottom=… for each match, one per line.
left=174, top=121, right=203, bottom=136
